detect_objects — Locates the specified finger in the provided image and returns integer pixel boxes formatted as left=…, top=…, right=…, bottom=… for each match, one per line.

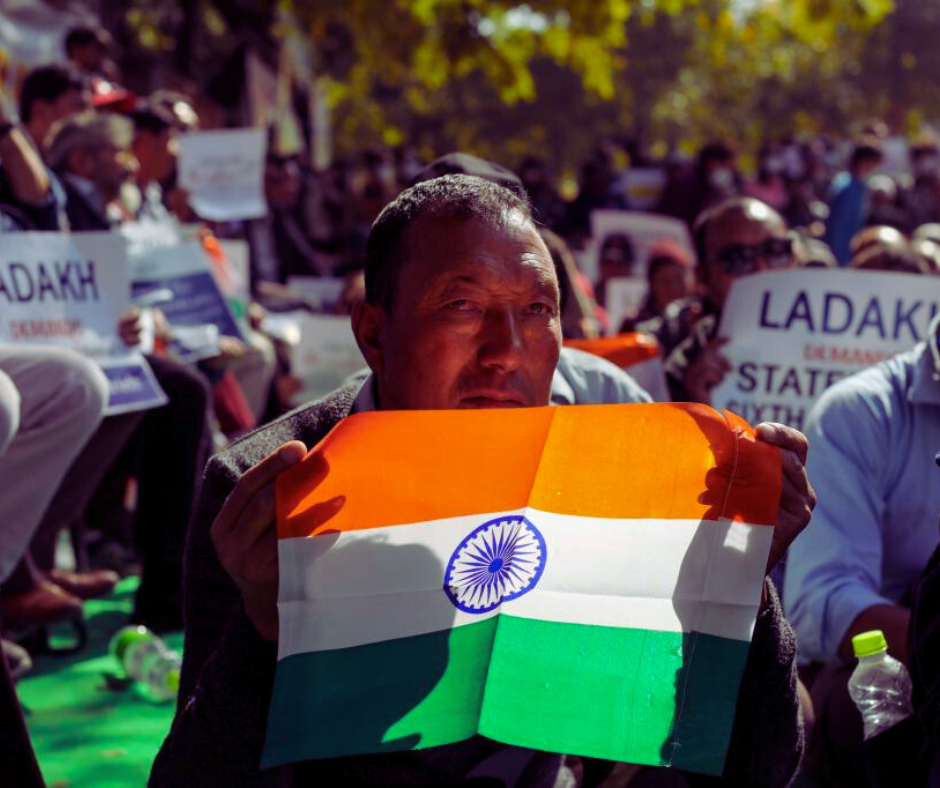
left=777, top=474, right=816, bottom=522
left=708, top=336, right=731, bottom=350
left=777, top=447, right=811, bottom=490
left=216, top=442, right=307, bottom=535
left=755, top=422, right=809, bottom=464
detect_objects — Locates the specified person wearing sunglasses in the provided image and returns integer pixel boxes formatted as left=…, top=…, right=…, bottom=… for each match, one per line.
left=646, top=197, right=798, bottom=402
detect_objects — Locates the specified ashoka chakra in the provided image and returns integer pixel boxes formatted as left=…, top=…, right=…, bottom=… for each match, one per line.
left=444, top=515, right=546, bottom=614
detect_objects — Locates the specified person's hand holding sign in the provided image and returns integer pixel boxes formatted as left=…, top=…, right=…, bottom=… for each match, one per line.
left=211, top=441, right=307, bottom=641
left=684, top=336, right=732, bottom=404
left=755, top=422, right=816, bottom=575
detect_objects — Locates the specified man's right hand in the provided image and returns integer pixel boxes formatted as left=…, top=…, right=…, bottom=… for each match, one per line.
left=684, top=336, right=731, bottom=403
left=210, top=441, right=307, bottom=641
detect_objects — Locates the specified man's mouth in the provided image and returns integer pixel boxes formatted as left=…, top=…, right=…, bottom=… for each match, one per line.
left=458, top=391, right=526, bottom=408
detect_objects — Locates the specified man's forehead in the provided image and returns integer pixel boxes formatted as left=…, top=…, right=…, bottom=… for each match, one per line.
left=706, top=208, right=785, bottom=248
left=398, top=213, right=556, bottom=285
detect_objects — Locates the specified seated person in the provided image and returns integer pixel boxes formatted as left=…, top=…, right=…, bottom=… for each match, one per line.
left=784, top=326, right=940, bottom=786
left=638, top=197, right=798, bottom=403
left=152, top=175, right=815, bottom=787
left=0, top=346, right=108, bottom=626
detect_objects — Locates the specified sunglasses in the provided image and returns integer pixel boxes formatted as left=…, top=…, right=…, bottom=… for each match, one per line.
left=711, top=237, right=793, bottom=276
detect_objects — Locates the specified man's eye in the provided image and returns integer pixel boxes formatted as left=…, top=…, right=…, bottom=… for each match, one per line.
left=446, top=299, right=473, bottom=310
left=526, top=302, right=553, bottom=316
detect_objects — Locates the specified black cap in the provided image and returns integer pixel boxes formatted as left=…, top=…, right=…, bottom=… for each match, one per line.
left=410, top=152, right=526, bottom=198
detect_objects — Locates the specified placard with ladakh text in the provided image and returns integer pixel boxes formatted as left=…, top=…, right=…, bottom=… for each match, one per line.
left=710, top=269, right=940, bottom=431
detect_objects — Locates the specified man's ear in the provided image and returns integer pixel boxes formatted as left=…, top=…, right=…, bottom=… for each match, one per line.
left=351, top=299, right=385, bottom=374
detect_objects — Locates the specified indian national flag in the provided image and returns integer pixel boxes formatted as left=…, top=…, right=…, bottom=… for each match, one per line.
left=263, top=403, right=779, bottom=775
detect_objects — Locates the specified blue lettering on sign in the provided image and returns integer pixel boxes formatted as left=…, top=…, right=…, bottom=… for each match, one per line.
left=132, top=272, right=246, bottom=362
left=0, top=260, right=100, bottom=303
left=756, top=289, right=940, bottom=340
left=822, top=292, right=853, bottom=334
left=893, top=299, right=922, bottom=342
left=102, top=364, right=159, bottom=409
left=784, top=291, right=814, bottom=332
left=758, top=291, right=781, bottom=329
left=856, top=298, right=886, bottom=339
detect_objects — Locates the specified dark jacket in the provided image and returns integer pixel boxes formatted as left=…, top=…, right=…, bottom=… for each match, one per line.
left=151, top=381, right=803, bottom=787
left=58, top=176, right=111, bottom=232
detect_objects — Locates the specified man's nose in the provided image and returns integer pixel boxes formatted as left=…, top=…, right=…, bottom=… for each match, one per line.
left=478, top=307, right=524, bottom=372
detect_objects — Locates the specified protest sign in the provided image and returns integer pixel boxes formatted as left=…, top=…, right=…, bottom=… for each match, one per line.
left=618, top=167, right=668, bottom=211
left=285, top=276, right=346, bottom=311
left=178, top=128, right=267, bottom=221
left=0, top=231, right=166, bottom=415
left=603, top=277, right=648, bottom=336
left=710, top=269, right=940, bottom=431
left=565, top=333, right=670, bottom=401
left=590, top=210, right=694, bottom=278
left=264, top=404, right=778, bottom=775
left=123, top=222, right=248, bottom=362
left=262, top=311, right=365, bottom=404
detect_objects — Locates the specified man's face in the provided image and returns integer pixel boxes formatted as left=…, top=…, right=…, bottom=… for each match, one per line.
left=92, top=144, right=138, bottom=201
left=701, top=204, right=793, bottom=309
left=355, top=212, right=562, bottom=410
left=50, top=88, right=91, bottom=125
left=133, top=128, right=177, bottom=185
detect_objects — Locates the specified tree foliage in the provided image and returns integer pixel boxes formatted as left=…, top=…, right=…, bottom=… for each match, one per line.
left=112, top=0, right=940, bottom=176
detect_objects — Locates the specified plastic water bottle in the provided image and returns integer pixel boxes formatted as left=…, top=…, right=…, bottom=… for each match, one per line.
left=847, top=629, right=913, bottom=740
left=109, top=625, right=181, bottom=703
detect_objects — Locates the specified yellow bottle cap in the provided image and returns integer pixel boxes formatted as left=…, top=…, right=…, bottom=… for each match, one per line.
left=852, top=630, right=888, bottom=658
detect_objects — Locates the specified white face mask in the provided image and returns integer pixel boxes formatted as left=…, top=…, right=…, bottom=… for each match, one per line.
left=709, top=167, right=735, bottom=190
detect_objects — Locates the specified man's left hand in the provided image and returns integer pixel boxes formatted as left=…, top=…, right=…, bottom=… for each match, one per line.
left=755, top=422, right=816, bottom=574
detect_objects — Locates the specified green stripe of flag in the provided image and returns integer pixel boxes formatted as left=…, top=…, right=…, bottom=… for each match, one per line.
left=262, top=617, right=749, bottom=776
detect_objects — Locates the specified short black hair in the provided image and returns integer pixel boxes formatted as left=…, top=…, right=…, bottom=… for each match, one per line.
left=64, top=26, right=109, bottom=55
left=850, top=141, right=883, bottom=170
left=130, top=102, right=175, bottom=135
left=19, top=64, right=87, bottom=124
left=365, top=174, right=533, bottom=309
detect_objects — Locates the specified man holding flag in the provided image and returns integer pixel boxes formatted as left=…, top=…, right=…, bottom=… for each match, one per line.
left=152, top=175, right=815, bottom=787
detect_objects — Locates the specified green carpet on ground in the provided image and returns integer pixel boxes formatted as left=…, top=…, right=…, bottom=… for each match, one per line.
left=17, top=577, right=183, bottom=788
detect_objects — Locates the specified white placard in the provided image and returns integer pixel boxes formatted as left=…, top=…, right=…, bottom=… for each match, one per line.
left=590, top=210, right=694, bottom=280
left=619, top=167, right=668, bottom=211
left=123, top=223, right=247, bottom=362
left=0, top=231, right=166, bottom=415
left=264, top=311, right=366, bottom=404
left=178, top=128, right=268, bottom=221
left=711, top=269, right=940, bottom=431
left=286, top=276, right=346, bottom=311
left=604, top=277, right=648, bottom=336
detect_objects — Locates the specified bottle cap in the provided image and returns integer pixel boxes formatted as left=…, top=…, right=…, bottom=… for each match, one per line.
left=852, top=630, right=888, bottom=658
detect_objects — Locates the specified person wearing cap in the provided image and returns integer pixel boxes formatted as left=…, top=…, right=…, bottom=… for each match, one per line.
left=783, top=322, right=940, bottom=785
left=45, top=110, right=139, bottom=231
left=637, top=197, right=798, bottom=403
left=152, top=173, right=813, bottom=787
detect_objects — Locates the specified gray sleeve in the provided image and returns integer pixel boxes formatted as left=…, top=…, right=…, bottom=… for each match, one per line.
left=149, top=458, right=291, bottom=787
left=554, top=347, right=653, bottom=405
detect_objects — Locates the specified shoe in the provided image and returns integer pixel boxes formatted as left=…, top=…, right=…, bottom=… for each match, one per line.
left=2, top=638, right=32, bottom=681
left=47, top=568, right=119, bottom=600
left=0, top=582, right=83, bottom=629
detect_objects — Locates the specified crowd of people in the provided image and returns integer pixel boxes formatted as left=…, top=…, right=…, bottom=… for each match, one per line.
left=4, top=21, right=940, bottom=788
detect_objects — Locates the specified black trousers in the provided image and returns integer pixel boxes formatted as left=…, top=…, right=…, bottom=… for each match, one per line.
left=0, top=623, right=45, bottom=788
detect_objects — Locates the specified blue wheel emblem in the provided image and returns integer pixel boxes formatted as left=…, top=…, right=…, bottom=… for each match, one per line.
left=444, top=516, right=546, bottom=614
